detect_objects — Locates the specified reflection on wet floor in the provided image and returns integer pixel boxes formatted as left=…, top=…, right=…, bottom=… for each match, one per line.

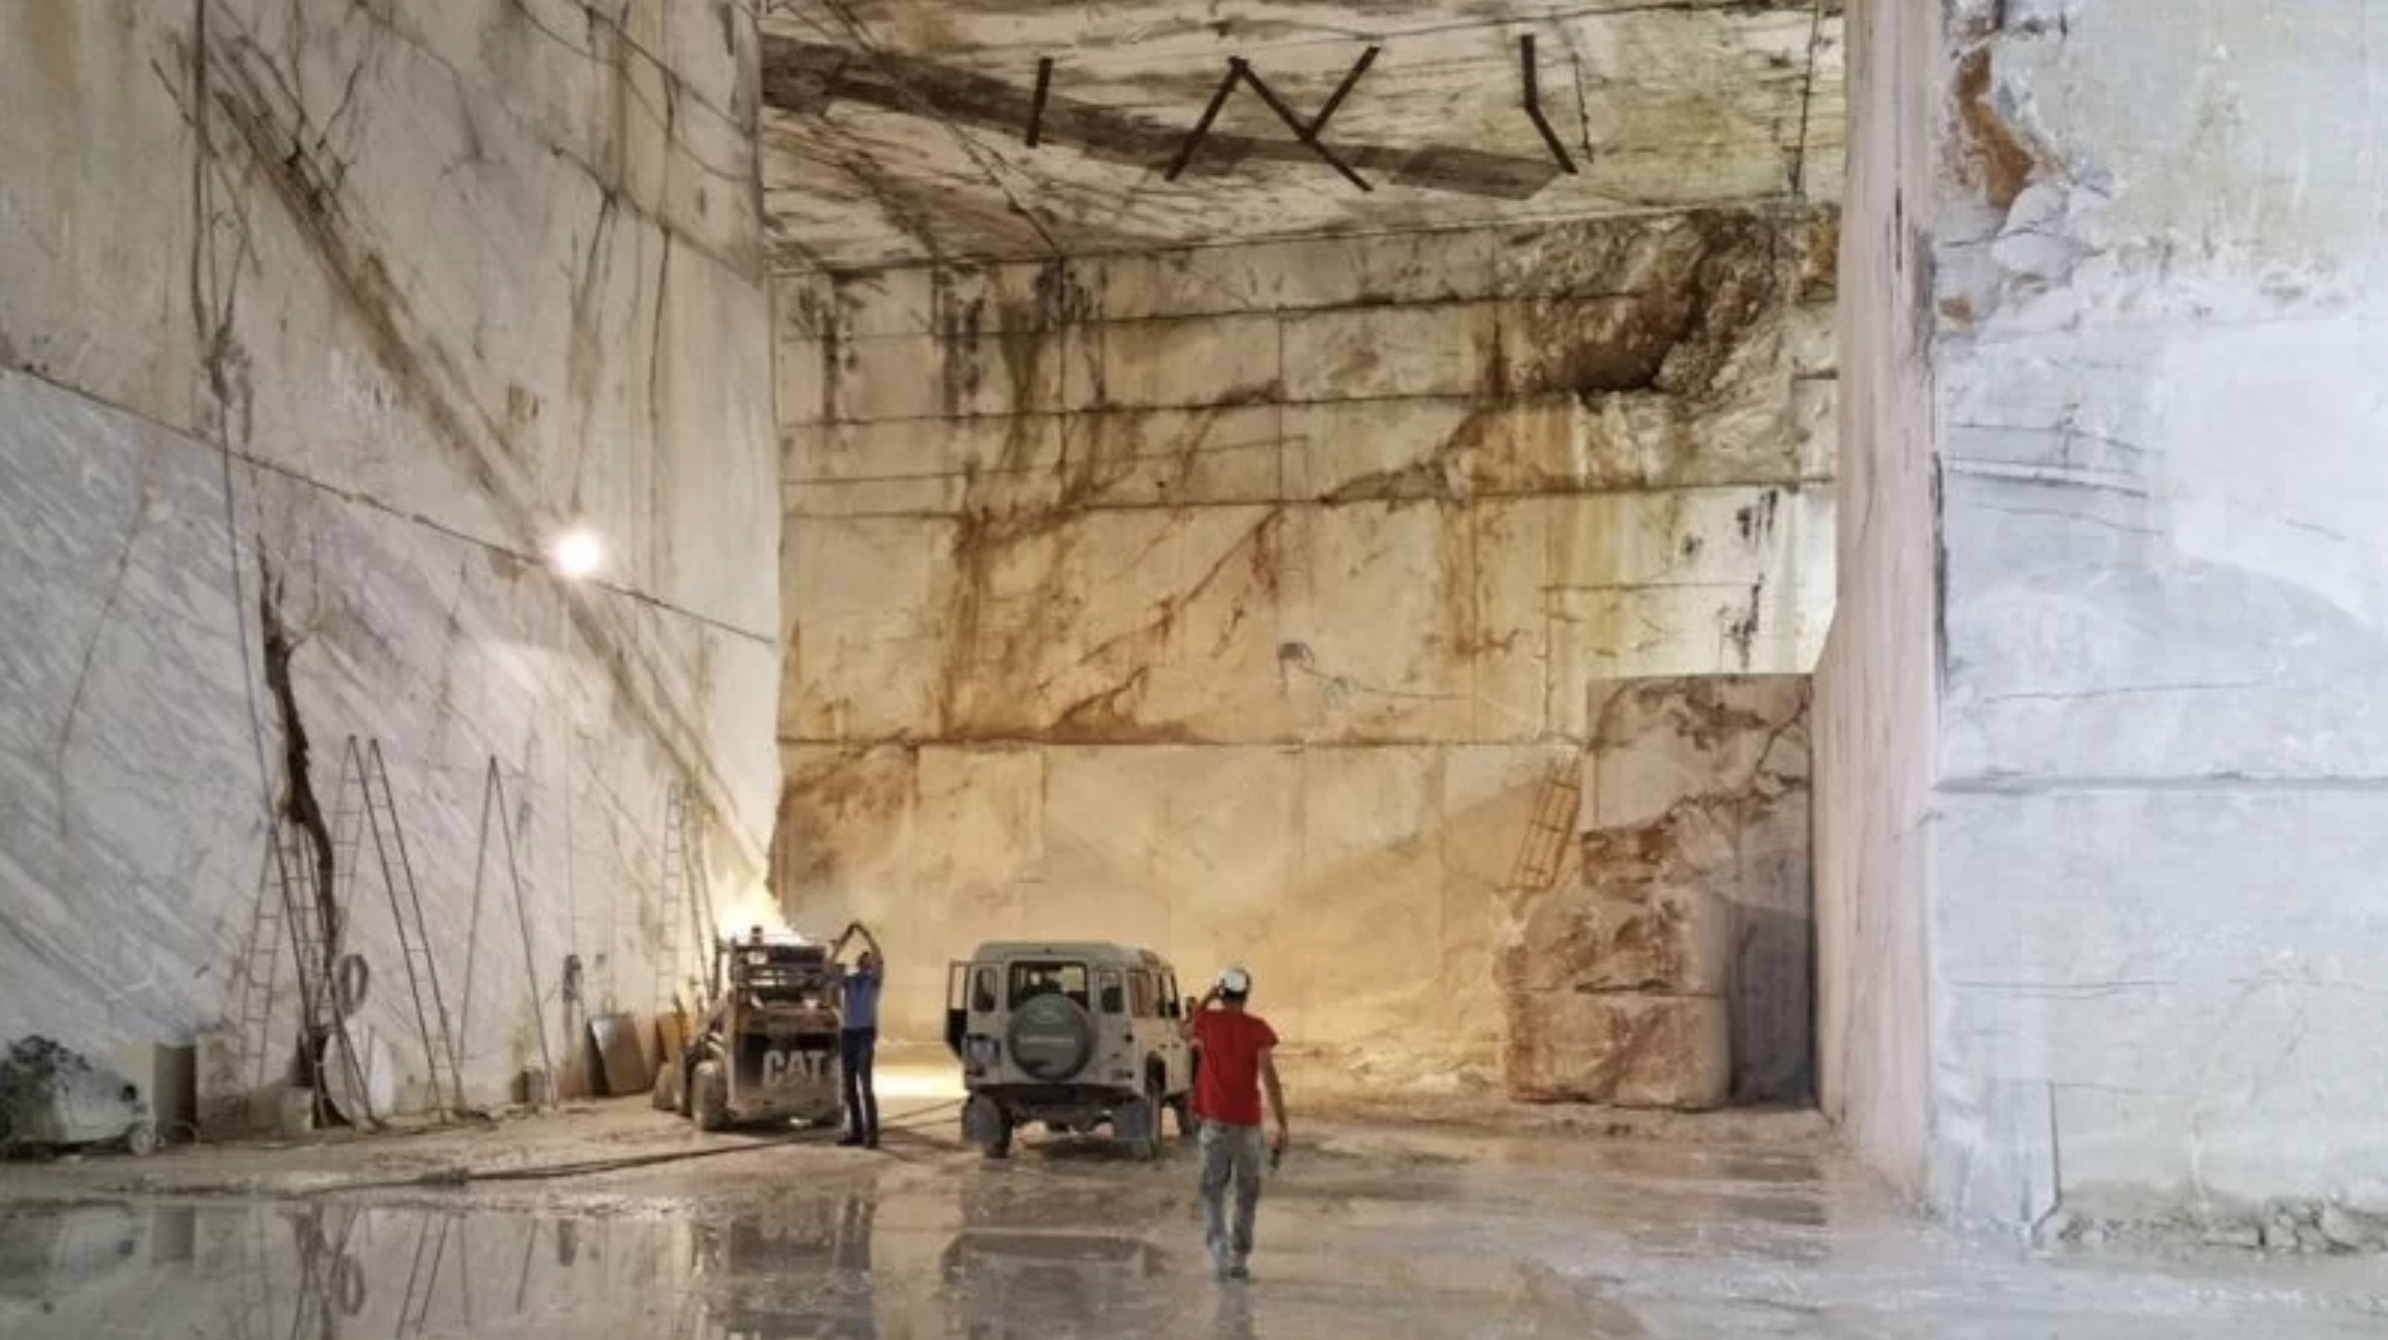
left=3, top=1134, right=2387, bottom=1340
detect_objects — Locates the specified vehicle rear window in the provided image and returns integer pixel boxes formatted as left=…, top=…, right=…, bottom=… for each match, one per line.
left=1008, top=961, right=1089, bottom=1009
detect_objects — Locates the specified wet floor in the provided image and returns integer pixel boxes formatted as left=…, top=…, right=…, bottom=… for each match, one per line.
left=3, top=1095, right=2384, bottom=1338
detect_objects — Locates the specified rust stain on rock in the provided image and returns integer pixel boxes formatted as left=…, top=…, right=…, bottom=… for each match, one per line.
left=775, top=750, right=914, bottom=890
left=1953, top=47, right=2036, bottom=212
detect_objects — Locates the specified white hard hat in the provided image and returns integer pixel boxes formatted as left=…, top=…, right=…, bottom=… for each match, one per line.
left=1217, top=965, right=1252, bottom=993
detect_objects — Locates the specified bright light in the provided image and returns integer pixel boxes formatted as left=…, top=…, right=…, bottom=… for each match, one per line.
left=550, top=527, right=603, bottom=580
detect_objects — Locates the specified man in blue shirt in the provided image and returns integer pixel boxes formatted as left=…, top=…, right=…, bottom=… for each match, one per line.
left=830, top=920, right=884, bottom=1148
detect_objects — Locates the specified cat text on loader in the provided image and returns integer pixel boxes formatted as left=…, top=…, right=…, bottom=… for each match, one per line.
left=662, top=931, right=845, bottom=1131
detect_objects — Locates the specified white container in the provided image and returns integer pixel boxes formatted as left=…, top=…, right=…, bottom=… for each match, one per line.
left=275, top=1086, right=316, bottom=1137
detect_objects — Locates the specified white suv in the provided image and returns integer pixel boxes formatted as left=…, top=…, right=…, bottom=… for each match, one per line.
left=944, top=941, right=1195, bottom=1160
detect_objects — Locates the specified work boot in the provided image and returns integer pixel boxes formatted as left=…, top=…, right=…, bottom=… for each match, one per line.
left=837, top=1132, right=863, bottom=1148
left=864, top=1130, right=880, bottom=1150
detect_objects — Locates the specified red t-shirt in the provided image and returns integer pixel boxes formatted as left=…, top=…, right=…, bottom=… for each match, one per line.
left=1190, top=1009, right=1279, bottom=1127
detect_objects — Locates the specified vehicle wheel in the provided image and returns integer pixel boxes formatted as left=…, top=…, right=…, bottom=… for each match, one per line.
left=1127, top=1074, right=1164, bottom=1162
left=122, top=1121, right=158, bottom=1157
left=692, top=1061, right=728, bottom=1131
left=964, top=1094, right=1013, bottom=1159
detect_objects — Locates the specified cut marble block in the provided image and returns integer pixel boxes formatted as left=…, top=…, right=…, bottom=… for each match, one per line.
left=1581, top=675, right=1815, bottom=1104
left=1504, top=994, right=1731, bottom=1110
left=1509, top=880, right=1733, bottom=998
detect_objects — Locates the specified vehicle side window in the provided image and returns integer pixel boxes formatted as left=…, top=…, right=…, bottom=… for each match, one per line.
left=1098, top=969, right=1125, bottom=1015
left=1129, top=971, right=1156, bottom=1018
left=971, top=967, right=997, bottom=1012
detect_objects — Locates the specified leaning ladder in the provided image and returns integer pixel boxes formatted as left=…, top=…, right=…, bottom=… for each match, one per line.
left=656, top=781, right=721, bottom=1012
left=1507, top=756, right=1582, bottom=893
left=341, top=736, right=465, bottom=1118
left=268, top=813, right=375, bottom=1130
left=654, top=782, right=690, bottom=1016
left=234, top=855, right=284, bottom=1091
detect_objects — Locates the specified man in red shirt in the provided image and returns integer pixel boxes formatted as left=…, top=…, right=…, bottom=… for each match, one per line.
left=1179, top=965, right=1289, bottom=1281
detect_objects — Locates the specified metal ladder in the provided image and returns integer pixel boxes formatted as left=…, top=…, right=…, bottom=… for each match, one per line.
left=234, top=855, right=285, bottom=1093
left=655, top=782, right=690, bottom=1016
left=655, top=781, right=721, bottom=1015
left=1507, top=756, right=1583, bottom=893
left=338, top=736, right=465, bottom=1118
left=267, top=817, right=375, bottom=1130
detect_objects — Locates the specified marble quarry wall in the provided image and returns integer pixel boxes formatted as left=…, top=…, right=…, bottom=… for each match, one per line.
left=0, top=2, right=780, bottom=1116
left=1814, top=0, right=1941, bottom=1197
left=1825, top=0, right=2388, bottom=1223
left=775, top=210, right=1837, bottom=1087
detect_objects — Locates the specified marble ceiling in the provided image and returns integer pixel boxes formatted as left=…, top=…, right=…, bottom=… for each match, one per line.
left=758, top=1, right=1845, bottom=271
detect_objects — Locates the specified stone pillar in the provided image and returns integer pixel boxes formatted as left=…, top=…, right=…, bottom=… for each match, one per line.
left=1823, top=0, right=2388, bottom=1225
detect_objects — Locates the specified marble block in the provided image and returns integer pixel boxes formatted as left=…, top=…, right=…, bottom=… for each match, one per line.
left=1509, top=880, right=1734, bottom=999
left=1505, top=994, right=1731, bottom=1110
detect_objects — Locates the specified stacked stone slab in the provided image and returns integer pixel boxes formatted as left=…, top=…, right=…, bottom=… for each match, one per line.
left=1502, top=678, right=1812, bottom=1109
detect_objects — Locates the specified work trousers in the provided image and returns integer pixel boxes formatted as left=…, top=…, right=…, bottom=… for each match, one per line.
left=1197, top=1120, right=1266, bottom=1271
left=839, top=1027, right=878, bottom=1138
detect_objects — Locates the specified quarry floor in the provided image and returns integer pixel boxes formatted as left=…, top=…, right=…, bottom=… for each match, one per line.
left=2, top=1053, right=2383, bottom=1338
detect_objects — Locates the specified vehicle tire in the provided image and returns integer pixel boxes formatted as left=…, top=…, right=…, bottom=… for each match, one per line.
left=692, top=1061, right=728, bottom=1131
left=1004, top=993, right=1096, bottom=1082
left=964, top=1094, right=1012, bottom=1159
left=122, top=1121, right=158, bottom=1157
left=1127, top=1073, right=1164, bottom=1162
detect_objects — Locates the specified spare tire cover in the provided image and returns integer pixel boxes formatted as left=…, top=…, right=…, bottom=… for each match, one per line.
left=1005, top=993, right=1094, bottom=1081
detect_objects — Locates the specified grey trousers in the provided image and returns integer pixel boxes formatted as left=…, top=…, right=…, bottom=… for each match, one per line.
left=1197, top=1120, right=1266, bottom=1269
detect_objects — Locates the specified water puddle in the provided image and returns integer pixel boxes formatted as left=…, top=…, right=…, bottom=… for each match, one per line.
left=2, top=1160, right=2384, bottom=1340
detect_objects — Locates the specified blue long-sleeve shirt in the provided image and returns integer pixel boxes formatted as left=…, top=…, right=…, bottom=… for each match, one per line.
left=841, top=964, right=883, bottom=1032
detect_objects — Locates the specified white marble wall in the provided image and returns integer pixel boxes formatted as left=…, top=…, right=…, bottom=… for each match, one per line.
left=1825, top=0, right=2388, bottom=1222
left=1813, top=0, right=1941, bottom=1198
left=776, top=209, right=1837, bottom=1077
left=0, top=1, right=779, bottom=1113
